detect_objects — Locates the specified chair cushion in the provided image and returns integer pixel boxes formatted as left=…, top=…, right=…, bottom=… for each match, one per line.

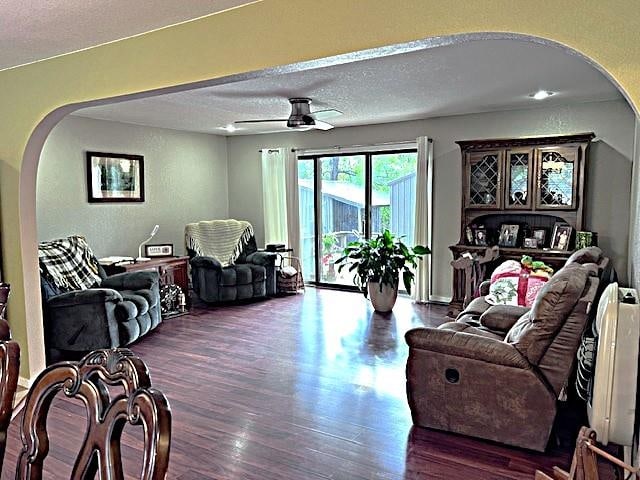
left=480, top=305, right=530, bottom=332
left=505, top=263, right=591, bottom=364
left=566, top=246, right=603, bottom=265
left=439, top=321, right=504, bottom=341
left=248, top=264, right=266, bottom=283
left=120, top=292, right=149, bottom=317
left=457, top=296, right=492, bottom=318
left=122, top=288, right=158, bottom=308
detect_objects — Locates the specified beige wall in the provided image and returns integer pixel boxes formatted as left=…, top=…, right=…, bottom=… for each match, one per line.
left=37, top=116, right=229, bottom=257
left=227, top=100, right=635, bottom=300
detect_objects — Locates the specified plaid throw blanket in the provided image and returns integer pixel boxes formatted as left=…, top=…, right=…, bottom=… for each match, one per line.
left=38, top=235, right=102, bottom=292
left=185, top=219, right=253, bottom=267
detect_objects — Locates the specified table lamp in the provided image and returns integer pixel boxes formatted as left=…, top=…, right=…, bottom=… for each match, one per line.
left=136, top=224, right=159, bottom=262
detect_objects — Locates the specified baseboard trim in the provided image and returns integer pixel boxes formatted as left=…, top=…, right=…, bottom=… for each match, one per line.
left=429, top=295, right=451, bottom=304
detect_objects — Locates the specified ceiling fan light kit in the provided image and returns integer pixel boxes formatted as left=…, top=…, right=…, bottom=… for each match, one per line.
left=235, top=97, right=342, bottom=131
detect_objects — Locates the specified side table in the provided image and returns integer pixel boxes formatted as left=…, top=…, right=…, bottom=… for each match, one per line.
left=101, top=256, right=190, bottom=316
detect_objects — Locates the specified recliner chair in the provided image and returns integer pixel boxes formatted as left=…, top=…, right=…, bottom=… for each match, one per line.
left=39, top=235, right=161, bottom=363
left=186, top=220, right=276, bottom=303
left=405, top=261, right=600, bottom=451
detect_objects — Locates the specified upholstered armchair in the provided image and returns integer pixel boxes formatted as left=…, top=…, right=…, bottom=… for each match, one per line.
left=405, top=261, right=600, bottom=451
left=185, top=219, right=276, bottom=303
left=39, top=236, right=161, bottom=363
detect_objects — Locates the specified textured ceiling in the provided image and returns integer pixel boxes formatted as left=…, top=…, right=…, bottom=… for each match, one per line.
left=75, top=39, right=623, bottom=135
left=0, top=0, right=257, bottom=70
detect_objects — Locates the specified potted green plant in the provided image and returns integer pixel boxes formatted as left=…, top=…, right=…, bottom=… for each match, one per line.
left=335, top=229, right=430, bottom=312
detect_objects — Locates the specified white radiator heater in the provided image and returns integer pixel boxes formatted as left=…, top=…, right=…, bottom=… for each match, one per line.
left=587, top=282, right=640, bottom=460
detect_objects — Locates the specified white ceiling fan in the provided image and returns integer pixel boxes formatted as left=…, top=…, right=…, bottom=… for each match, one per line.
left=235, top=97, right=342, bottom=131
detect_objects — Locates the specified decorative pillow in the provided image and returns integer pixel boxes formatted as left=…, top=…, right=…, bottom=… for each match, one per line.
left=486, top=257, right=553, bottom=307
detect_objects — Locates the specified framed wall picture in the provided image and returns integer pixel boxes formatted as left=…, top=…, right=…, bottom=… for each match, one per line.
left=498, top=224, right=519, bottom=247
left=145, top=244, right=174, bottom=258
left=551, top=223, right=573, bottom=251
left=86, top=151, right=144, bottom=203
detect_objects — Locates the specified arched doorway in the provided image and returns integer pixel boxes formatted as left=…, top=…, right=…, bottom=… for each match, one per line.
left=16, top=29, right=640, bottom=381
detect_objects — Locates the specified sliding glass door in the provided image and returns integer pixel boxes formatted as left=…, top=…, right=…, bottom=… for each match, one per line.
left=298, top=149, right=417, bottom=289
left=319, top=155, right=365, bottom=285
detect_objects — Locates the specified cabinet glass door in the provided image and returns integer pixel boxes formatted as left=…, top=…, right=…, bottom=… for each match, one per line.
left=536, top=147, right=579, bottom=209
left=504, top=149, right=533, bottom=209
left=467, top=151, right=502, bottom=209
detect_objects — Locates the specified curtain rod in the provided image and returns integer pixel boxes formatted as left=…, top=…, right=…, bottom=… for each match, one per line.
left=292, top=139, right=430, bottom=153
left=258, top=139, right=432, bottom=153
left=257, top=148, right=284, bottom=153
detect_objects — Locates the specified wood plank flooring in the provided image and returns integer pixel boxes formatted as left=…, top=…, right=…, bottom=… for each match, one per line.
left=2, top=288, right=572, bottom=478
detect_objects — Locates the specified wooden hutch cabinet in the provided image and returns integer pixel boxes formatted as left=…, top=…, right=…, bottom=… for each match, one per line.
left=450, top=132, right=595, bottom=315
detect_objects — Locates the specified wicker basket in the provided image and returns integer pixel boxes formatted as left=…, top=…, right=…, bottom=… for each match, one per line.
left=276, top=255, right=305, bottom=294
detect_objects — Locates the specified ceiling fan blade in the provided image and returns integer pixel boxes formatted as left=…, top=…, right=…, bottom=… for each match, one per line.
left=312, top=120, right=334, bottom=131
left=234, top=119, right=288, bottom=124
left=309, top=109, right=342, bottom=120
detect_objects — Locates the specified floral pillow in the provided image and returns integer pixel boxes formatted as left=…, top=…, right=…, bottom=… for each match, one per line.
left=486, top=256, right=554, bottom=307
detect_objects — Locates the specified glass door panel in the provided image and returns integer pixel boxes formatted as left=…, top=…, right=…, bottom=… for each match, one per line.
left=505, top=149, right=532, bottom=209
left=371, top=151, right=418, bottom=245
left=536, top=147, right=578, bottom=209
left=297, top=159, right=316, bottom=282
left=467, top=151, right=501, bottom=208
left=319, top=155, right=365, bottom=286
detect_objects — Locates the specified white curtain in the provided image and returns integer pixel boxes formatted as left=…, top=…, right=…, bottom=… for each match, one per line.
left=412, top=136, right=434, bottom=303
left=261, top=149, right=288, bottom=244
left=284, top=148, right=302, bottom=257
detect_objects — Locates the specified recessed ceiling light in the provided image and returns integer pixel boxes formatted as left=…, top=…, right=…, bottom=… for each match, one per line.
left=529, top=90, right=555, bottom=100
left=220, top=124, right=236, bottom=133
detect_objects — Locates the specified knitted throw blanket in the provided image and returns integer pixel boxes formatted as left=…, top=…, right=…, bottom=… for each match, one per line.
left=38, top=235, right=102, bottom=292
left=185, top=219, right=253, bottom=267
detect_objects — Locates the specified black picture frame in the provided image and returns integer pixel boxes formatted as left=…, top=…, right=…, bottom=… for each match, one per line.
left=532, top=228, right=547, bottom=247
left=473, top=227, right=487, bottom=246
left=145, top=244, right=174, bottom=258
left=498, top=224, right=519, bottom=247
left=86, top=151, right=144, bottom=203
left=551, top=223, right=573, bottom=251
left=523, top=238, right=538, bottom=249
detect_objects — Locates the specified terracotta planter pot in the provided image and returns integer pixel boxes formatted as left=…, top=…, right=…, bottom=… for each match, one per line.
left=368, top=281, right=398, bottom=313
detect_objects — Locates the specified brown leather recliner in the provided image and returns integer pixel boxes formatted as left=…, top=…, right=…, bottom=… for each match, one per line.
left=405, top=261, right=599, bottom=451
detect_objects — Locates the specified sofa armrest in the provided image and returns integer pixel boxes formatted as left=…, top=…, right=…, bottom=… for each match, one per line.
left=45, top=289, right=125, bottom=351
left=190, top=256, right=223, bottom=270
left=246, top=251, right=277, bottom=267
left=47, top=288, right=122, bottom=308
left=405, top=327, right=530, bottom=369
left=101, top=271, right=159, bottom=290
left=479, top=280, right=491, bottom=296
left=480, top=305, right=530, bottom=332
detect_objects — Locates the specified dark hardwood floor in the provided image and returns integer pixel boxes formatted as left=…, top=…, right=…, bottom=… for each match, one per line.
left=2, top=288, right=572, bottom=479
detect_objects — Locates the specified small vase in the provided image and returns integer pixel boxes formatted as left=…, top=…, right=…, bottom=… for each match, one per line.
left=368, top=281, right=398, bottom=313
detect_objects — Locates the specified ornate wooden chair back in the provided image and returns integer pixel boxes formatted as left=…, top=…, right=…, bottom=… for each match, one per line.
left=0, top=283, right=21, bottom=473
left=16, top=348, right=171, bottom=480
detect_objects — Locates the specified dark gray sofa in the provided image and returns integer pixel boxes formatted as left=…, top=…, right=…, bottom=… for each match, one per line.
left=40, top=238, right=161, bottom=363
left=188, top=236, right=277, bottom=303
